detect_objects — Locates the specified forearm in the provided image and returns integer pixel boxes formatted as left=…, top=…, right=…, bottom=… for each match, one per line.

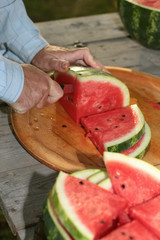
left=0, top=0, right=48, bottom=63
left=0, top=54, right=24, bottom=104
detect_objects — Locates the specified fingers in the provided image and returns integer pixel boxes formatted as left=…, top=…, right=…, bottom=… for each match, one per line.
left=48, top=58, right=70, bottom=72
left=47, top=79, right=64, bottom=105
left=64, top=47, right=109, bottom=72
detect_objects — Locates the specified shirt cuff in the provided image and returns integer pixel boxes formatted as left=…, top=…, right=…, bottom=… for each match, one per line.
left=0, top=56, right=24, bottom=104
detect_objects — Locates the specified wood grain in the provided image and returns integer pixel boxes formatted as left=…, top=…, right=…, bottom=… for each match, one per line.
left=11, top=67, right=160, bottom=173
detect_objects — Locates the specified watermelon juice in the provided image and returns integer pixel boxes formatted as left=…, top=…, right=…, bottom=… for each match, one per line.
left=131, top=0, right=160, bottom=9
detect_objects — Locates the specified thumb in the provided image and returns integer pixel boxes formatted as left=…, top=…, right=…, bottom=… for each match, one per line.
left=49, top=58, right=70, bottom=72
left=47, top=78, right=64, bottom=104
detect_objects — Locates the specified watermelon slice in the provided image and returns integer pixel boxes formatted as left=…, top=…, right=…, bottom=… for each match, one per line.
left=54, top=66, right=130, bottom=123
left=98, top=178, right=113, bottom=192
left=71, top=169, right=100, bottom=179
left=100, top=220, right=159, bottom=240
left=81, top=104, right=145, bottom=154
left=129, top=195, right=160, bottom=238
left=104, top=152, right=160, bottom=207
left=87, top=170, right=108, bottom=184
left=121, top=122, right=151, bottom=159
left=52, top=171, right=127, bottom=240
left=43, top=189, right=73, bottom=240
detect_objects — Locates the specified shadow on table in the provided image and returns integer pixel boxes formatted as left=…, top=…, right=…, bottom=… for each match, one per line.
left=22, top=170, right=58, bottom=240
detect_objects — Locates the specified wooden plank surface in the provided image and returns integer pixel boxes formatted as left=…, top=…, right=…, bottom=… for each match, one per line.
left=36, top=13, right=160, bottom=77
left=0, top=13, right=160, bottom=240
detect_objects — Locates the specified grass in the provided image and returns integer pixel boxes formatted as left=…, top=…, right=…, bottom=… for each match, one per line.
left=0, top=209, right=16, bottom=240
left=1, top=1, right=117, bottom=238
left=23, top=0, right=117, bottom=22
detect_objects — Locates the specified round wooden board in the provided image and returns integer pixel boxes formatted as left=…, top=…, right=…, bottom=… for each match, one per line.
left=11, top=67, right=160, bottom=173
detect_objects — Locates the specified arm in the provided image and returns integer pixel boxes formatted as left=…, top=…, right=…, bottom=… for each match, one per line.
left=0, top=0, right=48, bottom=63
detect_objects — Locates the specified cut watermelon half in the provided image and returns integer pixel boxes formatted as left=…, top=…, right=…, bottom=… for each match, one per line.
left=100, top=220, right=159, bottom=240
left=121, top=121, right=151, bottom=159
left=81, top=104, right=145, bottom=154
left=52, top=171, right=127, bottom=240
left=129, top=195, right=160, bottom=238
left=55, top=66, right=130, bottom=123
left=104, top=152, right=160, bottom=207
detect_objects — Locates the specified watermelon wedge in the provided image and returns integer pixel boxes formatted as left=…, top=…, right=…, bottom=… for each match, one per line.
left=43, top=189, right=73, bottom=240
left=103, top=152, right=160, bottom=207
left=71, top=169, right=100, bottom=179
left=129, top=195, right=160, bottom=238
left=52, top=171, right=127, bottom=240
left=81, top=104, right=145, bottom=154
left=121, top=122, right=151, bottom=158
left=87, top=170, right=108, bottom=184
left=55, top=66, right=130, bottom=123
left=100, top=220, right=159, bottom=240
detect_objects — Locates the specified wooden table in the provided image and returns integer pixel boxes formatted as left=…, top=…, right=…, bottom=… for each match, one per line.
left=1, top=13, right=160, bottom=240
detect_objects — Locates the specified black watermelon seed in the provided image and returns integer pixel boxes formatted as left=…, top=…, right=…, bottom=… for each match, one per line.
left=157, top=102, right=160, bottom=105
left=121, top=184, right=125, bottom=189
left=68, top=97, right=70, bottom=101
left=129, top=236, right=134, bottom=239
left=122, top=114, right=126, bottom=117
left=100, top=220, right=106, bottom=224
left=98, top=106, right=102, bottom=109
left=81, top=125, right=84, bottom=129
left=95, top=128, right=99, bottom=130
left=79, top=181, right=84, bottom=185
left=114, top=126, right=119, bottom=128
left=62, top=125, right=67, bottom=128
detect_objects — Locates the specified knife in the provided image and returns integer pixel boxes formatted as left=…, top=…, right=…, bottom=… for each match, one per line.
left=60, top=84, right=74, bottom=94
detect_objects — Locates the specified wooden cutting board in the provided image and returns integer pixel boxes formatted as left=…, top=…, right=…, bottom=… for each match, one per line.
left=11, top=67, right=160, bottom=173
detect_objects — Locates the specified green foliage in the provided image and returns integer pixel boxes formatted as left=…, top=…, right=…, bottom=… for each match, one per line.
left=23, top=0, right=117, bottom=22
left=0, top=209, right=16, bottom=240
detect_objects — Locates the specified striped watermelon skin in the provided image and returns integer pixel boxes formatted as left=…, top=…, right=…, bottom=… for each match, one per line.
left=118, top=0, right=160, bottom=49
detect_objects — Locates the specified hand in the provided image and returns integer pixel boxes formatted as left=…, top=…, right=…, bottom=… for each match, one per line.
left=11, top=64, right=63, bottom=113
left=32, top=45, right=108, bottom=73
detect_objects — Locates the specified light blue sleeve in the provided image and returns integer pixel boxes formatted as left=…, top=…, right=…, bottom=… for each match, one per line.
left=0, top=0, right=48, bottom=63
left=0, top=0, right=49, bottom=103
left=0, top=54, right=24, bottom=104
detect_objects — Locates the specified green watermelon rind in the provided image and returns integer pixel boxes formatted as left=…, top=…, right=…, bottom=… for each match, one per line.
left=104, top=104, right=145, bottom=152
left=87, top=170, right=108, bottom=184
left=71, top=168, right=100, bottom=179
left=53, top=172, right=93, bottom=240
left=126, top=122, right=151, bottom=159
left=118, top=0, right=160, bottom=49
left=98, top=178, right=113, bottom=191
left=43, top=189, right=72, bottom=240
left=68, top=67, right=130, bottom=107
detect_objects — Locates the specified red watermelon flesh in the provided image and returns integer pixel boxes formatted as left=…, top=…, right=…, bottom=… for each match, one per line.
left=100, top=220, right=159, bottom=240
left=81, top=105, right=144, bottom=154
left=104, top=152, right=160, bottom=207
left=54, top=67, right=129, bottom=123
left=132, top=0, right=160, bottom=9
left=58, top=173, right=127, bottom=239
left=129, top=195, right=160, bottom=238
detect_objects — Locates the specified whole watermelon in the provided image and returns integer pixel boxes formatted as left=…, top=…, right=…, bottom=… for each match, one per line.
left=118, top=0, right=160, bottom=49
